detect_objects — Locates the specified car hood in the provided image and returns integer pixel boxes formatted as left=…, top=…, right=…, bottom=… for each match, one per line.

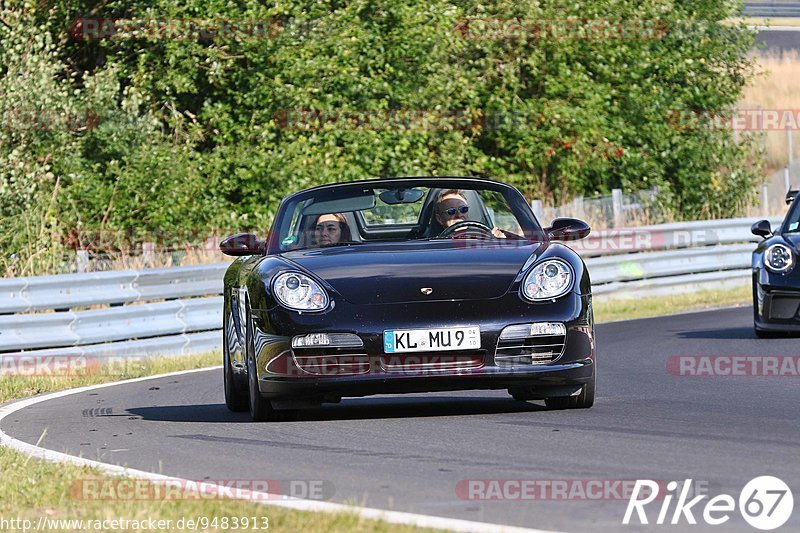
left=783, top=234, right=800, bottom=250
left=281, top=241, right=543, bottom=305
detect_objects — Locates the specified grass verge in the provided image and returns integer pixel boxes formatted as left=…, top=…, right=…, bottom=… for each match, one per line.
left=1, top=289, right=752, bottom=532
left=733, top=17, right=800, bottom=28
left=1, top=353, right=434, bottom=533
left=594, top=283, right=751, bottom=324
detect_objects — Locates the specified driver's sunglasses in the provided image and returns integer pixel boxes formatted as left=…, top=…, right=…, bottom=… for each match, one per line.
left=442, top=206, right=469, bottom=216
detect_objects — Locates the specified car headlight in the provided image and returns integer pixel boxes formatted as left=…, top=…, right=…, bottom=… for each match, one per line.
left=521, top=259, right=574, bottom=301
left=764, top=244, right=795, bottom=273
left=272, top=272, right=329, bottom=311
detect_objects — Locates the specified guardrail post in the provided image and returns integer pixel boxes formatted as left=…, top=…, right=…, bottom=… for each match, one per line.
left=531, top=199, right=544, bottom=221
left=785, top=166, right=791, bottom=194
left=573, top=195, right=585, bottom=220
left=612, top=189, right=624, bottom=227
left=788, top=124, right=794, bottom=167
left=142, top=242, right=155, bottom=267
left=76, top=250, right=89, bottom=273
left=203, top=235, right=220, bottom=260
left=761, top=184, right=769, bottom=217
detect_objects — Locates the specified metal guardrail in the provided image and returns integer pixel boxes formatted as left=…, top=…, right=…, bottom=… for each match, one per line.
left=0, top=264, right=227, bottom=314
left=586, top=243, right=754, bottom=285
left=0, top=297, right=221, bottom=351
left=571, top=217, right=783, bottom=257
left=744, top=2, right=800, bottom=17
left=581, top=217, right=783, bottom=298
left=0, top=216, right=779, bottom=358
left=12, top=331, right=221, bottom=358
left=591, top=269, right=753, bottom=297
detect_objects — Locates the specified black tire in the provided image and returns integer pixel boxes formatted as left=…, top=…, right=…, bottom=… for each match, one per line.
left=508, top=387, right=535, bottom=401
left=247, top=355, right=277, bottom=422
left=224, top=350, right=248, bottom=412
left=755, top=327, right=783, bottom=339
left=244, top=308, right=298, bottom=422
left=545, top=368, right=595, bottom=410
left=223, top=310, right=248, bottom=412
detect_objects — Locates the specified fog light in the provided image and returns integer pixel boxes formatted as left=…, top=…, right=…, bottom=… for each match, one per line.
left=529, top=322, right=566, bottom=337
left=500, top=322, right=566, bottom=340
left=291, top=333, right=363, bottom=348
left=292, top=333, right=330, bottom=348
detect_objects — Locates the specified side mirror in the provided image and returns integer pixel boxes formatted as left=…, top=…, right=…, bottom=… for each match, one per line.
left=546, top=218, right=591, bottom=241
left=220, top=233, right=265, bottom=256
left=750, top=220, right=772, bottom=239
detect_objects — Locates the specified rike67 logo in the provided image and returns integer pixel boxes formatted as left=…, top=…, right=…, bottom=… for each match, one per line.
left=623, top=477, right=793, bottom=530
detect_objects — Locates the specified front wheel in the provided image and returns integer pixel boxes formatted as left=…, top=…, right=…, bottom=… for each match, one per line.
left=545, top=369, right=595, bottom=409
left=223, top=313, right=248, bottom=412
left=755, top=326, right=784, bottom=339
left=224, top=352, right=248, bottom=412
left=508, top=387, right=536, bottom=401
left=247, top=358, right=299, bottom=422
left=244, top=309, right=298, bottom=422
left=247, top=355, right=277, bottom=421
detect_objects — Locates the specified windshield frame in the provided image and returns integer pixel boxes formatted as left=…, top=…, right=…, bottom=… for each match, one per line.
left=266, top=177, right=545, bottom=255
left=781, top=197, right=800, bottom=235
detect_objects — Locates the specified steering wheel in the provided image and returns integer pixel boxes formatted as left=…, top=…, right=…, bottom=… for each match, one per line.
left=438, top=220, right=495, bottom=239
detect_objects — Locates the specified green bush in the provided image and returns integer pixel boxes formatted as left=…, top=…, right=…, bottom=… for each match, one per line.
left=0, top=0, right=761, bottom=275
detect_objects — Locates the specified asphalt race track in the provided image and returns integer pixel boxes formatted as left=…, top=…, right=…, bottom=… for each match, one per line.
left=3, top=307, right=799, bottom=532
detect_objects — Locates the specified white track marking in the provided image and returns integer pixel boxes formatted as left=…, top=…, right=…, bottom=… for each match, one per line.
left=750, top=25, right=800, bottom=31
left=0, top=366, right=559, bottom=533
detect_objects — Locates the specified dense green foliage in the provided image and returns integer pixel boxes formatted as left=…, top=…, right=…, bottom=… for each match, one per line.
left=1, top=0, right=759, bottom=274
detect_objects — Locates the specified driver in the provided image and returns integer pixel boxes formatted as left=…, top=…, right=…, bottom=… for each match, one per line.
left=434, top=189, right=505, bottom=238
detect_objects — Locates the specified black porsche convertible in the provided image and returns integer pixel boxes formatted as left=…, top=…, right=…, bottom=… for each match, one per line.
left=751, top=190, right=800, bottom=337
left=220, top=177, right=596, bottom=421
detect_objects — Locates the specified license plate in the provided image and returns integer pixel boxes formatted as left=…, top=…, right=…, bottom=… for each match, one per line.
left=383, top=327, right=480, bottom=354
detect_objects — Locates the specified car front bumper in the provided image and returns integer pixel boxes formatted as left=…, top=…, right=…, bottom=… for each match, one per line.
left=258, top=359, right=593, bottom=399
left=246, top=292, right=595, bottom=400
left=754, top=285, right=800, bottom=332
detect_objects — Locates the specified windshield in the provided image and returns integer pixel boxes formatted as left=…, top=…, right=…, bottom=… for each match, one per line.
left=784, top=199, right=800, bottom=234
left=271, top=181, right=541, bottom=253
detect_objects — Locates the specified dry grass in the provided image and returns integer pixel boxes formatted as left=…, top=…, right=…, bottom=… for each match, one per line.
left=741, top=51, right=800, bottom=174
left=732, top=17, right=800, bottom=28
left=1, top=243, right=227, bottom=278
left=86, top=246, right=227, bottom=271
left=594, top=284, right=751, bottom=324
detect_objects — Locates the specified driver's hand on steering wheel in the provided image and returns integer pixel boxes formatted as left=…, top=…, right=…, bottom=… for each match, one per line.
left=491, top=227, right=506, bottom=239
left=449, top=223, right=506, bottom=239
